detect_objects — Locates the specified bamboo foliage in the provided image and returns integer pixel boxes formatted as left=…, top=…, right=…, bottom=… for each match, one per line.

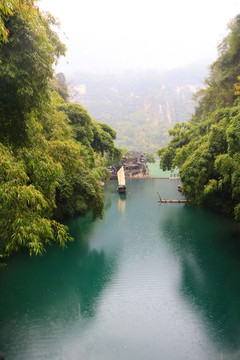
left=0, top=2, right=121, bottom=261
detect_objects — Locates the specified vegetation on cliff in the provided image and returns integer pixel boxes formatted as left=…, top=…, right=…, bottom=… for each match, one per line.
left=0, top=1, right=120, bottom=260
left=68, top=64, right=207, bottom=153
left=158, top=14, right=240, bottom=221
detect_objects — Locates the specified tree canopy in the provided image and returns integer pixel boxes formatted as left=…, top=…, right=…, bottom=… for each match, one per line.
left=0, top=1, right=121, bottom=261
left=0, top=0, right=66, bottom=145
left=158, top=14, right=240, bottom=221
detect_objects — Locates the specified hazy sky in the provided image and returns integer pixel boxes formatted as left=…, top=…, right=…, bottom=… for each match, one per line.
left=39, top=0, right=239, bottom=74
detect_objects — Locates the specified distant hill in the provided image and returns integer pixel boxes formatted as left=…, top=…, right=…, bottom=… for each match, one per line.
left=67, top=62, right=209, bottom=152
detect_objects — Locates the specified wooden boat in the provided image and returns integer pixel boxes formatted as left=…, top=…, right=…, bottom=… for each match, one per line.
left=177, top=185, right=182, bottom=192
left=117, top=166, right=126, bottom=193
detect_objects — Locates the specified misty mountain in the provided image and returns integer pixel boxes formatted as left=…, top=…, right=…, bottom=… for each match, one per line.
left=67, top=62, right=209, bottom=152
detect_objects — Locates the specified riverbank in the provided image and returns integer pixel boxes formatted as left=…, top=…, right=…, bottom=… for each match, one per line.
left=111, top=162, right=179, bottom=180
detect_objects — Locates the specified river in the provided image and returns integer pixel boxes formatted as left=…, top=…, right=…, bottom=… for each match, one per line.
left=1, top=173, right=240, bottom=359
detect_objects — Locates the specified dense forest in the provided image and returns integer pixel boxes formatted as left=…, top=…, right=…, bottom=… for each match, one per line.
left=158, top=14, right=240, bottom=221
left=68, top=64, right=207, bottom=152
left=1, top=1, right=239, bottom=265
left=0, top=0, right=121, bottom=261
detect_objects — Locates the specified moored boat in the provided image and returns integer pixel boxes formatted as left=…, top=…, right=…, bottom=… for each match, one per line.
left=117, top=166, right=126, bottom=193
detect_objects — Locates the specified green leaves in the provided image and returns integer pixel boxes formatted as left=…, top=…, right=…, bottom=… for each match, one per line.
left=0, top=3, right=121, bottom=261
left=55, top=168, right=104, bottom=220
left=0, top=1, right=65, bottom=145
left=145, top=152, right=156, bottom=163
left=157, top=14, right=240, bottom=221
left=0, top=142, right=71, bottom=257
left=159, top=103, right=240, bottom=219
left=193, top=15, right=240, bottom=120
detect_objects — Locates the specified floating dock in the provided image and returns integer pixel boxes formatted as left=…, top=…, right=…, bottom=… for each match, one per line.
left=157, top=192, right=187, bottom=203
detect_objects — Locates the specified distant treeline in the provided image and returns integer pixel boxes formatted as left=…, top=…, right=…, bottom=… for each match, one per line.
left=68, top=63, right=208, bottom=152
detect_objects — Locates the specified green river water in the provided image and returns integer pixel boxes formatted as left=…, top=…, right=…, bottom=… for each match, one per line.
left=1, top=168, right=240, bottom=359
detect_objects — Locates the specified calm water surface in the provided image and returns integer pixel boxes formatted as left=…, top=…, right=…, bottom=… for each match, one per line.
left=1, top=177, right=240, bottom=359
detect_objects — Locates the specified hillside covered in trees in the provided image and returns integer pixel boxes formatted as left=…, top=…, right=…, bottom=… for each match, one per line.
left=0, top=0, right=121, bottom=261
left=68, top=63, right=208, bottom=152
left=158, top=14, right=240, bottom=221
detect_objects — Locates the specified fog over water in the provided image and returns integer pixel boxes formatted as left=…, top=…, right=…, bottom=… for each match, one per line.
left=39, top=0, right=239, bottom=74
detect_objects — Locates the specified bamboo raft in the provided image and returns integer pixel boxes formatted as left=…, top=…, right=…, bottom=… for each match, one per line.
left=157, top=192, right=187, bottom=203
left=128, top=176, right=170, bottom=179
left=132, top=176, right=180, bottom=180
left=111, top=176, right=179, bottom=180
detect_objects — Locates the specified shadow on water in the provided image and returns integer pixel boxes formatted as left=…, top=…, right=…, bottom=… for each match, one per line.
left=160, top=205, right=240, bottom=353
left=0, top=206, right=117, bottom=354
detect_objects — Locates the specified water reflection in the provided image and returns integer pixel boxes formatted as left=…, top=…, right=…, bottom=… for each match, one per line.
left=0, top=212, right=117, bottom=356
left=160, top=206, right=240, bottom=353
left=118, top=193, right=126, bottom=215
left=2, top=179, right=240, bottom=360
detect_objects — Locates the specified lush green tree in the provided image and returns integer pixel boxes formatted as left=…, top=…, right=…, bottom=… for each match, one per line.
left=145, top=152, right=156, bottom=163
left=192, top=14, right=240, bottom=121
left=0, top=1, right=66, bottom=145
left=0, top=2, right=120, bottom=261
left=53, top=101, right=122, bottom=220
left=58, top=103, right=94, bottom=150
left=58, top=102, right=121, bottom=168
left=0, top=0, right=30, bottom=42
left=158, top=14, right=240, bottom=221
left=0, top=141, right=72, bottom=257
left=55, top=168, right=104, bottom=220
